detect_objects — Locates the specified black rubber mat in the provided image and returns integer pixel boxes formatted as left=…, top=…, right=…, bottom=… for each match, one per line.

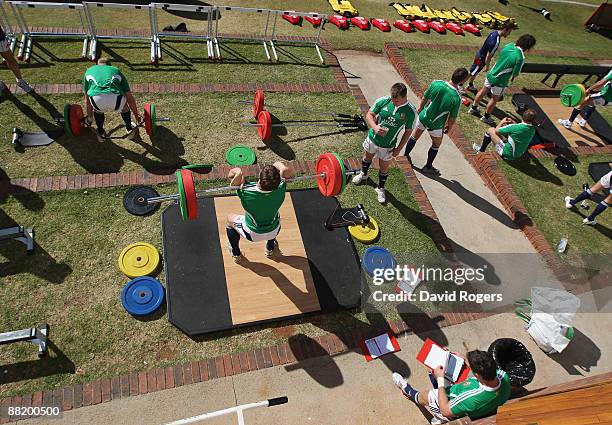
left=512, top=93, right=569, bottom=148
left=162, top=190, right=362, bottom=336
left=589, top=162, right=612, bottom=182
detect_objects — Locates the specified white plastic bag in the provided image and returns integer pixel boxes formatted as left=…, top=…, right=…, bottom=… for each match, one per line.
left=525, top=287, right=580, bottom=354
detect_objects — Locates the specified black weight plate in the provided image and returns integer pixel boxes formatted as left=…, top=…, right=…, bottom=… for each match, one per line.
left=123, top=186, right=161, bottom=216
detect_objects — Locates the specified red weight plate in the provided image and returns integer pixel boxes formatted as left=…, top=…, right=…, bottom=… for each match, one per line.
left=69, top=104, right=85, bottom=136
left=144, top=103, right=153, bottom=136
left=253, top=89, right=265, bottom=118
left=315, top=153, right=343, bottom=197
left=180, top=169, right=198, bottom=220
left=257, top=110, right=272, bottom=143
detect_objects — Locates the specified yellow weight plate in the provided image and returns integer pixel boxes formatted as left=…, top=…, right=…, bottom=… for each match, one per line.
left=118, top=242, right=160, bottom=278
left=349, top=217, right=380, bottom=243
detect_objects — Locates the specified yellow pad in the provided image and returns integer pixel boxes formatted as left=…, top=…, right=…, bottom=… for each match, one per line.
left=214, top=195, right=321, bottom=325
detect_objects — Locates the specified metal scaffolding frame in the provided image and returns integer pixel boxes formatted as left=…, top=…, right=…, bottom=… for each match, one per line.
left=268, top=10, right=326, bottom=63
left=82, top=1, right=155, bottom=62
left=8, top=1, right=89, bottom=61
left=150, top=2, right=216, bottom=62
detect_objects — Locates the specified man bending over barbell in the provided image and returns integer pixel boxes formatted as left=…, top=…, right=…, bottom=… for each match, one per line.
left=558, top=69, right=611, bottom=129
left=83, top=57, right=141, bottom=142
left=226, top=162, right=292, bottom=263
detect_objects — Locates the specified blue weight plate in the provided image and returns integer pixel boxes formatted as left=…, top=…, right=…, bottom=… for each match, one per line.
left=362, top=246, right=397, bottom=277
left=121, top=276, right=165, bottom=316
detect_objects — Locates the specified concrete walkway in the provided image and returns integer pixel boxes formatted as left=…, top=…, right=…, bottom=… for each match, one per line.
left=20, top=313, right=612, bottom=425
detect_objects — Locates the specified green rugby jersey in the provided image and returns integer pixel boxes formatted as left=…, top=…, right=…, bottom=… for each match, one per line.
left=599, top=69, right=612, bottom=102
left=368, top=96, right=416, bottom=148
left=498, top=122, right=535, bottom=160
left=83, top=65, right=131, bottom=97
left=237, top=181, right=286, bottom=233
left=448, top=369, right=511, bottom=419
left=419, top=80, right=461, bottom=131
left=486, top=43, right=525, bottom=88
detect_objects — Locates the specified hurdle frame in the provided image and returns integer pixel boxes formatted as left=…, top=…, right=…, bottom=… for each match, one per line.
left=7, top=1, right=89, bottom=61
left=268, top=10, right=326, bottom=63
left=82, top=1, right=155, bottom=63
left=150, top=2, right=217, bottom=62
left=0, top=0, right=17, bottom=52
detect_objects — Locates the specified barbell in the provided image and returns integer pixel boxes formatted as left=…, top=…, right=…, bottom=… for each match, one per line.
left=243, top=110, right=367, bottom=143
left=240, top=89, right=365, bottom=121
left=62, top=103, right=169, bottom=138
left=123, top=152, right=358, bottom=221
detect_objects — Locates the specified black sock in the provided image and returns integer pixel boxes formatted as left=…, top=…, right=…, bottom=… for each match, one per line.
left=403, top=384, right=420, bottom=402
left=226, top=227, right=241, bottom=256
left=425, top=147, right=439, bottom=168
left=582, top=105, right=595, bottom=121
left=484, top=112, right=491, bottom=119
left=569, top=108, right=581, bottom=122
left=571, top=188, right=593, bottom=205
left=480, top=134, right=492, bottom=152
left=266, top=238, right=276, bottom=251
left=588, top=201, right=609, bottom=221
left=121, top=111, right=133, bottom=130
left=94, top=112, right=105, bottom=134
left=378, top=171, right=389, bottom=189
left=361, top=159, right=372, bottom=175
left=404, top=137, right=417, bottom=156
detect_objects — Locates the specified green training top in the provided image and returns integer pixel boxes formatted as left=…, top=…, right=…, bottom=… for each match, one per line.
left=418, top=80, right=461, bottom=131
left=600, top=69, right=612, bottom=102
left=448, top=369, right=511, bottom=419
left=368, top=96, right=417, bottom=148
left=498, top=122, right=535, bottom=160
left=237, top=181, right=287, bottom=233
left=83, top=65, right=131, bottom=97
left=486, top=43, right=525, bottom=88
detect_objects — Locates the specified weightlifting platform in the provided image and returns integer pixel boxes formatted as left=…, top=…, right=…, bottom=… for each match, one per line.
left=512, top=91, right=611, bottom=148
left=161, top=189, right=362, bottom=336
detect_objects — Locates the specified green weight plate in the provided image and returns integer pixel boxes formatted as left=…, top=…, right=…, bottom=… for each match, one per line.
left=331, top=152, right=346, bottom=196
left=175, top=170, right=188, bottom=220
left=63, top=104, right=73, bottom=137
left=226, top=145, right=256, bottom=166
left=182, top=164, right=213, bottom=170
left=560, top=84, right=586, bottom=108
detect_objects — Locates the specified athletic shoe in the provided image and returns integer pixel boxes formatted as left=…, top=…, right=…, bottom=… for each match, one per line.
left=422, top=165, right=441, bottom=176
left=430, top=419, right=444, bottom=425
left=227, top=242, right=243, bottom=263
left=16, top=79, right=33, bottom=93
left=558, top=119, right=573, bottom=129
left=126, top=122, right=140, bottom=140
left=375, top=187, right=386, bottom=204
left=466, top=85, right=478, bottom=94
left=576, top=117, right=587, bottom=128
left=265, top=240, right=279, bottom=258
left=468, top=106, right=481, bottom=117
left=473, top=143, right=482, bottom=153
left=95, top=129, right=109, bottom=142
left=480, top=115, right=496, bottom=126
left=583, top=217, right=596, bottom=225
left=392, top=373, right=408, bottom=394
left=0, top=80, right=6, bottom=93
left=565, top=196, right=574, bottom=209
left=352, top=171, right=365, bottom=185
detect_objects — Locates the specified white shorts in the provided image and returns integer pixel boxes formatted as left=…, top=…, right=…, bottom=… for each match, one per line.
left=89, top=93, right=127, bottom=113
left=415, top=119, right=444, bottom=138
left=232, top=215, right=280, bottom=242
left=484, top=78, right=505, bottom=97
left=600, top=171, right=611, bottom=192
left=590, top=92, right=609, bottom=107
left=427, top=389, right=451, bottom=422
left=363, top=137, right=394, bottom=161
left=0, top=39, right=10, bottom=53
left=495, top=141, right=505, bottom=156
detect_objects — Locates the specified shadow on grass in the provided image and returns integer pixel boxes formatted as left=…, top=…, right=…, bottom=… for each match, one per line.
left=0, top=340, right=75, bottom=385
left=568, top=204, right=612, bottom=240
left=504, top=155, right=564, bottom=186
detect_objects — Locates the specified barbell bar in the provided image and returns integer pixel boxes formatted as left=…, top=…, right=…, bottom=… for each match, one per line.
left=123, top=152, right=358, bottom=221
left=243, top=110, right=367, bottom=143
left=240, top=89, right=365, bottom=121
left=61, top=103, right=170, bottom=138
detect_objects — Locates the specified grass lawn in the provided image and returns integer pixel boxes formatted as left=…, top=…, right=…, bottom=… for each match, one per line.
left=9, top=0, right=610, bottom=56
left=0, top=91, right=364, bottom=178
left=1, top=38, right=335, bottom=85
left=499, top=154, right=611, bottom=259
left=0, top=167, right=441, bottom=396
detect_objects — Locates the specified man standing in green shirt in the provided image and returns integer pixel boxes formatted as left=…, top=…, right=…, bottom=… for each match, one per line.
left=558, top=69, right=612, bottom=129
left=393, top=350, right=511, bottom=423
left=473, top=109, right=536, bottom=160
left=400, top=68, right=469, bottom=176
left=83, top=57, right=141, bottom=141
left=226, top=162, right=291, bottom=262
left=352, top=82, right=417, bottom=203
left=469, top=34, right=537, bottom=126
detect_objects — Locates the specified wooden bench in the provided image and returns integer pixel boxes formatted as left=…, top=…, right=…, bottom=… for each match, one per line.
left=522, top=63, right=610, bottom=88
left=0, top=324, right=49, bottom=358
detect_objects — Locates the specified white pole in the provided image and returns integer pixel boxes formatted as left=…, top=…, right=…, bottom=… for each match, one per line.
left=164, top=397, right=287, bottom=425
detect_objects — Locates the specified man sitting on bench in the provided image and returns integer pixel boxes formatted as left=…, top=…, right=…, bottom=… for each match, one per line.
left=558, top=69, right=611, bottom=129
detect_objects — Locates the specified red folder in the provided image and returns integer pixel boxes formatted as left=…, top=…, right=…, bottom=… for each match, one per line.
left=360, top=331, right=401, bottom=362
left=416, top=338, right=470, bottom=383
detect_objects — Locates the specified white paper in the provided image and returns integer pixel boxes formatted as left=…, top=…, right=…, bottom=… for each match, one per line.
left=423, top=344, right=449, bottom=369
left=364, top=333, right=395, bottom=359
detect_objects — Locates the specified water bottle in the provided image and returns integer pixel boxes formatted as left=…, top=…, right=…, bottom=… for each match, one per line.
left=557, top=237, right=568, bottom=253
